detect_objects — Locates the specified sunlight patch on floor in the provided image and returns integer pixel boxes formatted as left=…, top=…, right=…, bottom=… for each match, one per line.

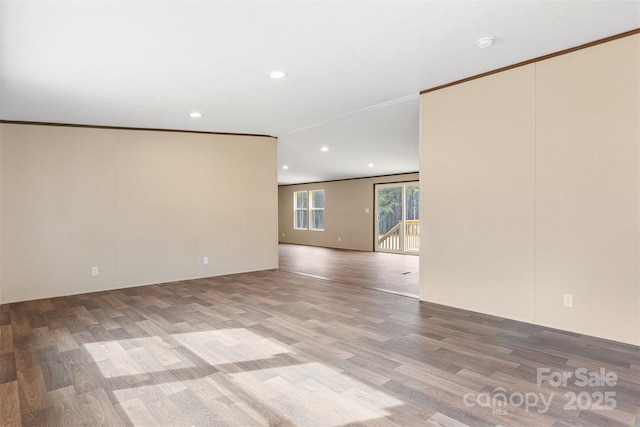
left=230, top=362, right=403, bottom=426
left=86, top=327, right=404, bottom=426
left=84, top=336, right=193, bottom=378
left=173, top=328, right=293, bottom=365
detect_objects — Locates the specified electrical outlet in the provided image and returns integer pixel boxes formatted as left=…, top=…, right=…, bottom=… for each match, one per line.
left=203, top=257, right=209, bottom=265
left=91, top=267, right=99, bottom=276
left=282, top=232, right=285, bottom=237
left=338, top=237, right=341, bottom=242
left=563, top=294, right=573, bottom=307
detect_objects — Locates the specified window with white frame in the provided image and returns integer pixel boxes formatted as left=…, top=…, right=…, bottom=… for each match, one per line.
left=294, top=191, right=308, bottom=230
left=293, top=189, right=325, bottom=231
left=310, top=189, right=325, bottom=231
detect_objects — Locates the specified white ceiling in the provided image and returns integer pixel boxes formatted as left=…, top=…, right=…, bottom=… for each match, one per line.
left=1, top=1, right=638, bottom=184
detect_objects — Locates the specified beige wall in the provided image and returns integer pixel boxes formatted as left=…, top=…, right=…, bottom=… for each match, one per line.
left=534, top=36, right=639, bottom=343
left=0, top=124, right=278, bottom=303
left=420, top=34, right=639, bottom=345
left=420, top=65, right=536, bottom=323
left=278, top=173, right=418, bottom=251
left=0, top=131, right=2, bottom=305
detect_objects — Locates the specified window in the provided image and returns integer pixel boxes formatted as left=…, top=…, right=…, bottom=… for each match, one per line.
left=293, top=189, right=325, bottom=231
left=310, top=189, right=325, bottom=231
left=294, top=191, right=308, bottom=230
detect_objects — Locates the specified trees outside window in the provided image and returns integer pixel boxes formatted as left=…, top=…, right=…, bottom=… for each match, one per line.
left=294, top=190, right=324, bottom=231
left=294, top=191, right=308, bottom=229
left=310, top=190, right=325, bottom=231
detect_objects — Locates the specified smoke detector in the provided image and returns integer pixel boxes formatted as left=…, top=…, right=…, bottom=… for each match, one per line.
left=476, top=36, right=496, bottom=48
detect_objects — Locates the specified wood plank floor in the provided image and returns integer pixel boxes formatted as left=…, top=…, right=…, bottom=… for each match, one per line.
left=278, top=244, right=419, bottom=297
left=0, top=250, right=638, bottom=426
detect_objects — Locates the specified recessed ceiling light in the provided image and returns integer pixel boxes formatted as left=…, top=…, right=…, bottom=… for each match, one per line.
left=269, top=70, right=287, bottom=79
left=476, top=36, right=496, bottom=48
left=282, top=165, right=289, bottom=170
left=320, top=147, right=329, bottom=152
left=368, top=163, right=375, bottom=167
left=190, top=111, right=202, bottom=118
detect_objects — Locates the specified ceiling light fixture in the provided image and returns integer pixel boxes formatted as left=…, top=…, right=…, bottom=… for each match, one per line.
left=282, top=165, right=289, bottom=170
left=269, top=70, right=287, bottom=79
left=476, top=36, right=496, bottom=48
left=368, top=163, right=375, bottom=168
left=320, top=147, right=329, bottom=152
left=190, top=111, right=202, bottom=118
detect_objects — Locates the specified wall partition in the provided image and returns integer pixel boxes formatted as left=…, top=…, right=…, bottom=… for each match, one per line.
left=420, top=33, right=639, bottom=345
left=0, top=123, right=278, bottom=303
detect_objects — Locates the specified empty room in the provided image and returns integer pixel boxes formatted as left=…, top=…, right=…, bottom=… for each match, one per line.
left=0, top=1, right=638, bottom=426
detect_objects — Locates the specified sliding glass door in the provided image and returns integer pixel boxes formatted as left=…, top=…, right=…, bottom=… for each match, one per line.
left=375, top=182, right=419, bottom=254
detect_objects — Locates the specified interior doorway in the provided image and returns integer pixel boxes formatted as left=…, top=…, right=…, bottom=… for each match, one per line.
left=375, top=182, right=420, bottom=254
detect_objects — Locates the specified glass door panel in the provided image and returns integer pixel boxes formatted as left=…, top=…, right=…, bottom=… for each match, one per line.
left=376, top=185, right=403, bottom=253
left=375, top=182, right=419, bottom=254
left=404, top=184, right=420, bottom=253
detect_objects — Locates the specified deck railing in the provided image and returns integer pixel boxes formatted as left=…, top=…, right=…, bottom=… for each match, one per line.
left=405, top=220, right=420, bottom=252
left=378, top=222, right=402, bottom=251
left=378, top=220, right=419, bottom=252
